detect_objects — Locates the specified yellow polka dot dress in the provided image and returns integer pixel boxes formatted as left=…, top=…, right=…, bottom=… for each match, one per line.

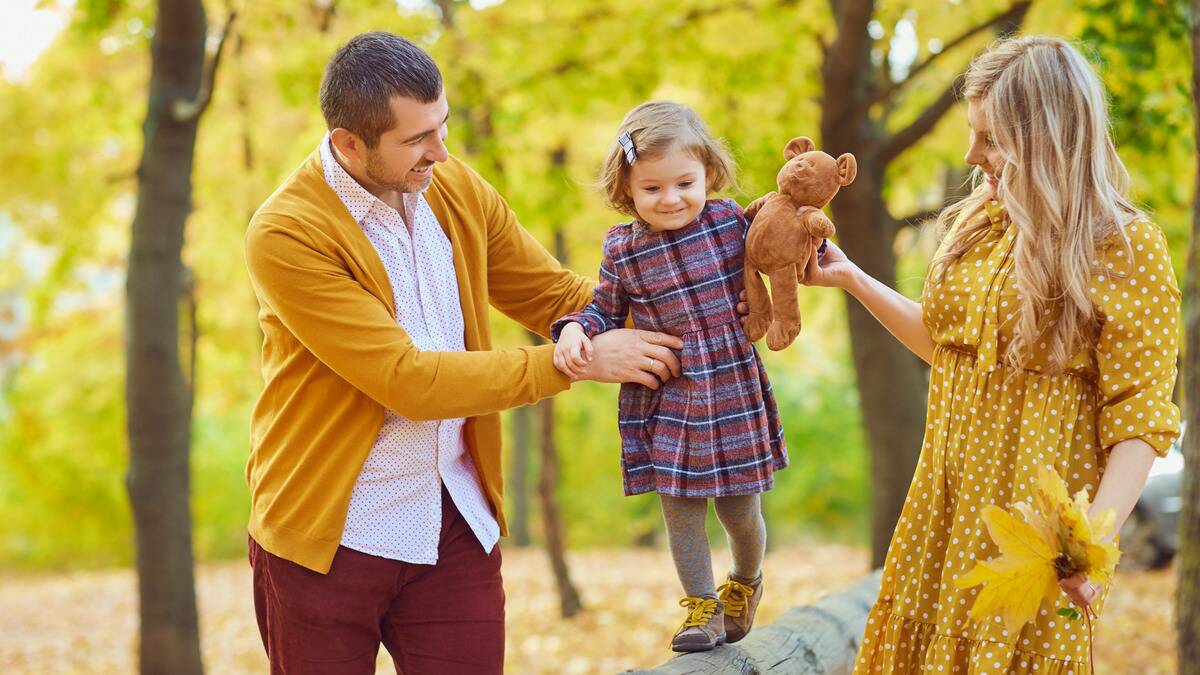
left=853, top=199, right=1182, bottom=674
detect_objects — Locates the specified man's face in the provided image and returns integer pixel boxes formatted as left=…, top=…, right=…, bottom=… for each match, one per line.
left=336, top=90, right=450, bottom=196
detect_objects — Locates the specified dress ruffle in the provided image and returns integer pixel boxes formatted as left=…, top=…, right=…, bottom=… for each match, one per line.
left=856, top=600, right=1093, bottom=674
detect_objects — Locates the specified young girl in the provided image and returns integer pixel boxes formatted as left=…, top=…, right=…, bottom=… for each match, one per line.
left=551, top=101, right=788, bottom=652
left=804, top=37, right=1181, bottom=673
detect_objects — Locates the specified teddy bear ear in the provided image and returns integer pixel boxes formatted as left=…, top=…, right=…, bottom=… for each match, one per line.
left=836, top=153, right=858, bottom=186
left=783, top=136, right=815, bottom=160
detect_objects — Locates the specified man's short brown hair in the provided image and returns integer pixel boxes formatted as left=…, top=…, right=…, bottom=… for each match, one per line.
left=319, top=32, right=442, bottom=148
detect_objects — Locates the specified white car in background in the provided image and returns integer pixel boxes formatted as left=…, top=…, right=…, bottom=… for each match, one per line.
left=1119, top=424, right=1186, bottom=570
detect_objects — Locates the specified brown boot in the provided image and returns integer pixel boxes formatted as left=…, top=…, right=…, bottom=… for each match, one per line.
left=718, top=573, right=762, bottom=643
left=670, top=596, right=726, bottom=652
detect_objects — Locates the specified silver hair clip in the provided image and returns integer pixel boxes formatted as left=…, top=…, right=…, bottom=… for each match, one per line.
left=617, top=132, right=638, bottom=165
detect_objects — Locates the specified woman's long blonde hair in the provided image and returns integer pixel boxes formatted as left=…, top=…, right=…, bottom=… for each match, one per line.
left=929, top=35, right=1141, bottom=372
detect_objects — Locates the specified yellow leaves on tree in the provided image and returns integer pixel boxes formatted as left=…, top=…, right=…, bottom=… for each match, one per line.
left=954, top=466, right=1121, bottom=634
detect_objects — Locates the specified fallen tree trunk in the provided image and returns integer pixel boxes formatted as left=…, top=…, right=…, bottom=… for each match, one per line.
left=623, top=571, right=881, bottom=675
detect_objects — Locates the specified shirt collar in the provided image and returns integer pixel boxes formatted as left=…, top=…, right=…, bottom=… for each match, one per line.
left=982, top=196, right=1007, bottom=231
left=319, top=133, right=423, bottom=226
left=320, top=133, right=378, bottom=224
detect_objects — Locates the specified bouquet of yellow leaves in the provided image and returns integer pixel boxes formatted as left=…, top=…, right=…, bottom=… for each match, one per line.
left=954, top=465, right=1120, bottom=636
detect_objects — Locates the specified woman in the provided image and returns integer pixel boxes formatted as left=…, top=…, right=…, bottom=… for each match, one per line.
left=805, top=35, right=1182, bottom=673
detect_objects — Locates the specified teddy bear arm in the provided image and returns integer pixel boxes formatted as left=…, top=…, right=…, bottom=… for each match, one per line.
left=744, top=192, right=776, bottom=222
left=801, top=208, right=835, bottom=240
left=743, top=262, right=773, bottom=343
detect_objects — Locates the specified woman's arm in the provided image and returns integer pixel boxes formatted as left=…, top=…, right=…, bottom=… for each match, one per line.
left=802, top=240, right=935, bottom=364
left=1059, top=437, right=1158, bottom=608
left=1091, top=437, right=1158, bottom=532
left=1062, top=220, right=1183, bottom=608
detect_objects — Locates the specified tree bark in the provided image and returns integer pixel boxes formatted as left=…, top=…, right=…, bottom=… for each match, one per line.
left=536, top=393, right=585, bottom=617
left=509, top=405, right=533, bottom=546
left=125, top=1, right=211, bottom=673
left=820, top=0, right=1030, bottom=566
left=531, top=223, right=584, bottom=618
left=1176, top=3, right=1200, bottom=671
left=821, top=0, right=926, bottom=567
left=822, top=154, right=928, bottom=567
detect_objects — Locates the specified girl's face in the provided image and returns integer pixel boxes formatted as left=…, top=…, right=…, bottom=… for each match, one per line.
left=627, top=146, right=707, bottom=232
left=964, top=98, right=1006, bottom=192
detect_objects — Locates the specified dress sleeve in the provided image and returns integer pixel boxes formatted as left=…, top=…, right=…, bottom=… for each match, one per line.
left=732, top=197, right=755, bottom=238
left=1092, top=220, right=1182, bottom=456
left=551, top=233, right=630, bottom=341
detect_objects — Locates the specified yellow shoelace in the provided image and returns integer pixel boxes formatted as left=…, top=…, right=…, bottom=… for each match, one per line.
left=717, top=579, right=755, bottom=618
left=678, top=596, right=719, bottom=628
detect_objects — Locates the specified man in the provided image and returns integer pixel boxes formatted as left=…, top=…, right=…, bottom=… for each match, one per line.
left=243, top=32, right=683, bottom=674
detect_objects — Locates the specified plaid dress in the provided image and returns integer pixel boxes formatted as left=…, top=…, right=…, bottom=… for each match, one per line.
left=552, top=199, right=787, bottom=498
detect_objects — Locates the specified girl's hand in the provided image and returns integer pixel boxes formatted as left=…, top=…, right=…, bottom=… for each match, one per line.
left=572, top=328, right=682, bottom=389
left=801, top=239, right=859, bottom=289
left=736, top=289, right=749, bottom=321
left=1059, top=574, right=1102, bottom=609
left=553, top=323, right=593, bottom=379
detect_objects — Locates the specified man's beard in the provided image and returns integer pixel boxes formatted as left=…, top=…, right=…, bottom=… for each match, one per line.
left=364, top=149, right=432, bottom=194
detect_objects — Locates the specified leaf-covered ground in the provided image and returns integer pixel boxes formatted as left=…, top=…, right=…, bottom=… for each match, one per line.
left=0, top=544, right=1177, bottom=673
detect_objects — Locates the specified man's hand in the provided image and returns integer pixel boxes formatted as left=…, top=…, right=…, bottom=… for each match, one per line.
left=552, top=322, right=593, bottom=379
left=573, top=328, right=684, bottom=389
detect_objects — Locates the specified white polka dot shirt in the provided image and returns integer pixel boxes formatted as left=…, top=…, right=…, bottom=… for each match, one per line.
left=319, top=135, right=499, bottom=564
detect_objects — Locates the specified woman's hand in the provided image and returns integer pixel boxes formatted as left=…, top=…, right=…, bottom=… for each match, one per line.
left=1059, top=574, right=1102, bottom=609
left=798, top=237, right=934, bottom=362
left=802, top=239, right=859, bottom=289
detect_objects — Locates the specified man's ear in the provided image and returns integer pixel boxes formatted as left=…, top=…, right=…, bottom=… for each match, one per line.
left=329, top=128, right=363, bottom=164
left=784, top=136, right=815, bottom=160
left=836, top=153, right=858, bottom=186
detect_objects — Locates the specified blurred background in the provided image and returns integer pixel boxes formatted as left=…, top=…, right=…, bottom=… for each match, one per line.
left=0, top=0, right=1193, bottom=673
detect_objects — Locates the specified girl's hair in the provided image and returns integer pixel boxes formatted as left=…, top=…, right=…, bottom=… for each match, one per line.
left=929, top=35, right=1142, bottom=373
left=598, top=101, right=737, bottom=218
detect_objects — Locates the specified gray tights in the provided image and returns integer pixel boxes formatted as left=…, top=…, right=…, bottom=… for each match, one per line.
left=658, top=494, right=766, bottom=599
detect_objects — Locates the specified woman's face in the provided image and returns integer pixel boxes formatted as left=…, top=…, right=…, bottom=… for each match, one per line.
left=965, top=98, right=1006, bottom=191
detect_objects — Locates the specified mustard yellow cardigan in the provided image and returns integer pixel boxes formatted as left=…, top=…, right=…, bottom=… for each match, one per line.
left=244, top=151, right=593, bottom=572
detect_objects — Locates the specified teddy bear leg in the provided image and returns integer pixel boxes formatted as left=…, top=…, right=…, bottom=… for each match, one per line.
left=743, top=263, right=773, bottom=342
left=765, top=265, right=801, bottom=350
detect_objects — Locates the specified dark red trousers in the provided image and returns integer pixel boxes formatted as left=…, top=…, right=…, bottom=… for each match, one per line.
left=249, top=490, right=504, bottom=674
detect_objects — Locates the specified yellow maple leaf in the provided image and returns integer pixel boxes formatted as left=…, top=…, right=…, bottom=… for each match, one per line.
left=1039, top=467, right=1121, bottom=585
left=955, top=504, right=1060, bottom=634
left=1013, top=501, right=1055, bottom=549
left=956, top=467, right=1122, bottom=633
left=1038, top=465, right=1072, bottom=506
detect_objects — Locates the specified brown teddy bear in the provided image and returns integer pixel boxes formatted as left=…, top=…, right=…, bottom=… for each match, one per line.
left=743, top=136, right=856, bottom=350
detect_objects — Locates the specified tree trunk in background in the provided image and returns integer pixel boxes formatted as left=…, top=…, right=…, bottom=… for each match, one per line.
left=536, top=393, right=585, bottom=617
left=822, top=154, right=929, bottom=567
left=509, top=405, right=533, bottom=546
left=1176, top=4, right=1200, bottom=671
left=821, top=0, right=1029, bottom=566
left=125, top=0, right=212, bottom=672
left=532, top=224, right=584, bottom=618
